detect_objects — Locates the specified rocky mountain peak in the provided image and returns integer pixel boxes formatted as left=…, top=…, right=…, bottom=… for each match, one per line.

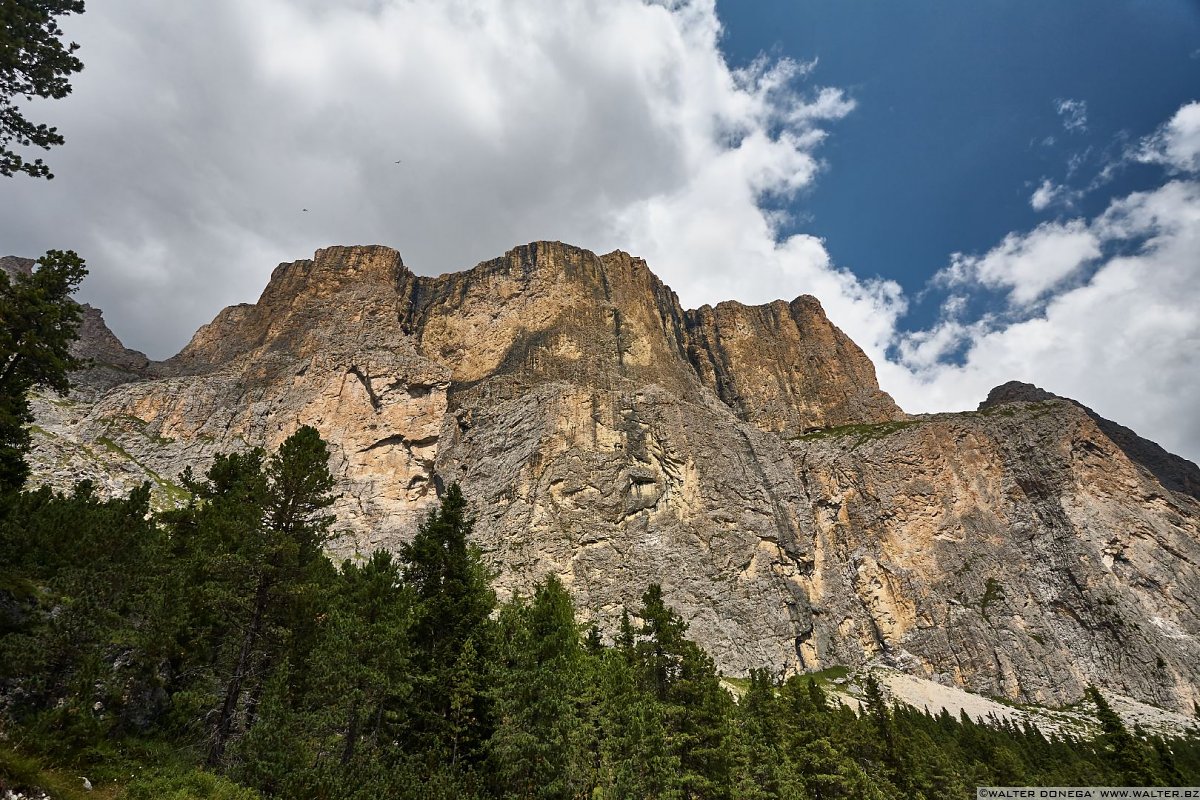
left=979, top=380, right=1060, bottom=408
left=3, top=255, right=151, bottom=395
left=685, top=293, right=901, bottom=436
left=396, top=241, right=704, bottom=405
left=163, top=245, right=412, bottom=376
left=981, top=380, right=1200, bottom=499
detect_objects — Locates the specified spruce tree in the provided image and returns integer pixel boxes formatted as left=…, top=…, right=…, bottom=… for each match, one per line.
left=489, top=574, right=594, bottom=799
left=400, top=482, right=496, bottom=765
left=1087, top=685, right=1159, bottom=785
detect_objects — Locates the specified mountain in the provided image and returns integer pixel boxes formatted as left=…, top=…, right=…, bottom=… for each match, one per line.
left=22, top=242, right=1200, bottom=714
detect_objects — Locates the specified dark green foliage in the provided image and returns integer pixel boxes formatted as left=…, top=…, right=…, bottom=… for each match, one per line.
left=488, top=575, right=593, bottom=799
left=596, top=640, right=680, bottom=799
left=0, top=479, right=163, bottom=749
left=1087, top=685, right=1160, bottom=785
left=0, top=250, right=86, bottom=492
left=733, top=670, right=805, bottom=799
left=400, top=482, right=497, bottom=766
left=1, top=0, right=85, bottom=178
left=4, top=451, right=1200, bottom=798
left=158, top=428, right=338, bottom=767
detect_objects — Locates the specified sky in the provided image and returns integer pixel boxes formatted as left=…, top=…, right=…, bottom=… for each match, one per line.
left=2, top=0, right=1199, bottom=462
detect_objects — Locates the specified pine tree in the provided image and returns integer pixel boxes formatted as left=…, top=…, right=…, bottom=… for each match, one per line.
left=631, top=584, right=733, bottom=798
left=294, top=549, right=413, bottom=773
left=162, top=427, right=337, bottom=765
left=1, top=0, right=86, bottom=178
left=0, top=480, right=163, bottom=741
left=779, top=674, right=893, bottom=800
left=596, top=644, right=680, bottom=800
left=400, top=482, right=496, bottom=765
left=1150, top=735, right=1186, bottom=786
left=733, top=669, right=805, bottom=799
left=488, top=574, right=594, bottom=799
left=862, top=673, right=897, bottom=769
left=0, top=250, right=86, bottom=492
left=1087, top=686, right=1159, bottom=785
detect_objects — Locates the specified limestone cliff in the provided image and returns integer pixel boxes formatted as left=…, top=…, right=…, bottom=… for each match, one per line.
left=685, top=296, right=901, bottom=436
left=23, top=242, right=1200, bottom=715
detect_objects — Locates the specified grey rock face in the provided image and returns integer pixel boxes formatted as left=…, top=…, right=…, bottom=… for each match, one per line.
left=0, top=255, right=35, bottom=280
left=982, top=381, right=1200, bottom=499
left=788, top=404, right=1200, bottom=712
left=23, top=242, right=1200, bottom=713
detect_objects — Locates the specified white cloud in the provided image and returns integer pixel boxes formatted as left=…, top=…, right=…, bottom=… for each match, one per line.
left=2, top=3, right=1197, bottom=465
left=1029, top=177, right=1081, bottom=211
left=883, top=176, right=1200, bottom=462
left=1030, top=179, right=1058, bottom=211
left=1, top=0, right=897, bottom=358
left=935, top=219, right=1100, bottom=307
left=1135, top=100, right=1200, bottom=174
left=1056, top=97, right=1088, bottom=133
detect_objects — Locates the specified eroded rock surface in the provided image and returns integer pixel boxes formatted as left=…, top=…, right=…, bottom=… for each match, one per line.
left=22, top=242, right=1200, bottom=713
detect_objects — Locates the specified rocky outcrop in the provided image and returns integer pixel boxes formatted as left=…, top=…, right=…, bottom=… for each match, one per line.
left=982, top=381, right=1200, bottom=500
left=0, top=256, right=34, bottom=282
left=3, top=255, right=152, bottom=396
left=67, top=304, right=153, bottom=395
left=787, top=402, right=1200, bottom=711
left=685, top=296, right=901, bottom=436
left=31, top=246, right=451, bottom=544
left=22, top=242, right=1200, bottom=714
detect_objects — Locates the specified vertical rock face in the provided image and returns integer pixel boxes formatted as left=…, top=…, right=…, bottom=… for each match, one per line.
left=788, top=404, right=1200, bottom=711
left=685, top=296, right=901, bottom=437
left=23, top=242, right=1200, bottom=713
left=396, top=243, right=705, bottom=402
left=981, top=381, right=1200, bottom=500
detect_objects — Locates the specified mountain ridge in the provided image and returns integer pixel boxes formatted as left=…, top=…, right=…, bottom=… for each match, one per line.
left=20, top=241, right=1200, bottom=714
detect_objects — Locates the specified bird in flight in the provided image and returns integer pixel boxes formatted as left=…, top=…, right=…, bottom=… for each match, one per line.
left=302, top=208, right=308, bottom=212
left=394, top=159, right=402, bottom=164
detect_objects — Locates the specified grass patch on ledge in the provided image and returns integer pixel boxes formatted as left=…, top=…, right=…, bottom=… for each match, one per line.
left=93, top=436, right=191, bottom=510
left=806, top=665, right=851, bottom=684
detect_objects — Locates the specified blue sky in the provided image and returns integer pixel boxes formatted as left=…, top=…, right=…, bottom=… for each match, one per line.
left=2, top=0, right=1198, bottom=461
left=715, top=0, right=1200, bottom=335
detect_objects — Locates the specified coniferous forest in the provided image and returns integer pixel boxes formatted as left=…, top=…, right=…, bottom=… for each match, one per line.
left=2, top=427, right=1200, bottom=799
left=2, top=257, right=1200, bottom=798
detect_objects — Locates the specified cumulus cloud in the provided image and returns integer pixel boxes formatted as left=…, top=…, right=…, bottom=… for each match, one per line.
left=885, top=176, right=1200, bottom=462
left=1, top=0, right=892, bottom=357
left=1135, top=100, right=1200, bottom=173
left=1030, top=179, right=1059, bottom=211
left=1029, top=177, right=1081, bottom=211
left=935, top=219, right=1100, bottom=307
left=2, top=2, right=1197, bottom=463
left=1055, top=97, right=1089, bottom=133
